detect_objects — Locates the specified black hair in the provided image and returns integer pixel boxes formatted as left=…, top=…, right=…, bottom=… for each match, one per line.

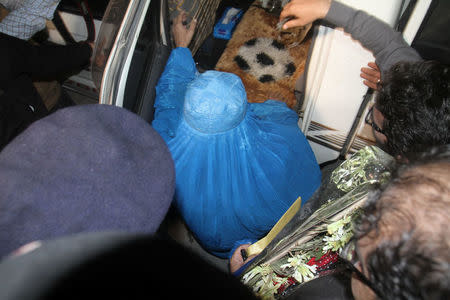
left=355, top=145, right=450, bottom=300
left=376, top=61, right=450, bottom=157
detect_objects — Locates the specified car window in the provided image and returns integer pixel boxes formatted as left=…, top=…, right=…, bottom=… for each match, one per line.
left=91, top=0, right=130, bottom=90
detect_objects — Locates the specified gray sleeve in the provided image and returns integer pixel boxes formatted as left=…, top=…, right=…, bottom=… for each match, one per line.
left=324, top=1, right=422, bottom=75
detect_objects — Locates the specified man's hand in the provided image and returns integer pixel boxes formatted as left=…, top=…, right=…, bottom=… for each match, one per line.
left=172, top=11, right=197, bottom=48
left=361, top=62, right=381, bottom=90
left=280, top=0, right=332, bottom=30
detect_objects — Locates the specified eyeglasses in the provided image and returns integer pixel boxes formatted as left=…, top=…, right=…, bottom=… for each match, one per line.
left=339, top=238, right=385, bottom=299
left=365, top=106, right=385, bottom=135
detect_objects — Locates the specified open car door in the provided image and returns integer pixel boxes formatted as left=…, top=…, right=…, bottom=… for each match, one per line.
left=92, top=0, right=171, bottom=122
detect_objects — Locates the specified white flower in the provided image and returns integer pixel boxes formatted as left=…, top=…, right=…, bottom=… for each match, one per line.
left=327, top=215, right=352, bottom=235
left=280, top=254, right=316, bottom=283
left=292, top=265, right=316, bottom=283
left=255, top=274, right=287, bottom=300
left=323, top=215, right=354, bottom=253
left=242, top=265, right=272, bottom=284
left=253, top=277, right=266, bottom=293
left=323, top=229, right=354, bottom=253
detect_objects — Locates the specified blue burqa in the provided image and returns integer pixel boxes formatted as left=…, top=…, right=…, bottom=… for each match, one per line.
left=153, top=48, right=321, bottom=257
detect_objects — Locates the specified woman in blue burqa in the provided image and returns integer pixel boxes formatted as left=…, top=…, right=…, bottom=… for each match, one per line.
left=152, top=12, right=321, bottom=258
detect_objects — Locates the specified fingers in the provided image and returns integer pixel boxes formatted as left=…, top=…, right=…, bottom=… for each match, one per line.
left=172, top=10, right=196, bottom=48
left=361, top=62, right=381, bottom=90
left=361, top=67, right=379, bottom=79
left=362, top=62, right=381, bottom=81
left=362, top=79, right=378, bottom=90
left=188, top=18, right=197, bottom=33
left=177, top=11, right=187, bottom=22
left=279, top=0, right=331, bottom=30
left=280, top=3, right=303, bottom=29
left=279, top=2, right=293, bottom=21
left=185, top=17, right=197, bottom=42
left=174, top=11, right=195, bottom=30
left=367, top=61, right=379, bottom=71
left=174, top=11, right=183, bottom=25
left=360, top=70, right=379, bottom=89
left=283, top=18, right=307, bottom=29
left=279, top=1, right=301, bottom=21
left=180, top=11, right=188, bottom=23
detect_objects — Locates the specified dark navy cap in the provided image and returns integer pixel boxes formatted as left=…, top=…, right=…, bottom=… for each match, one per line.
left=0, top=104, right=175, bottom=258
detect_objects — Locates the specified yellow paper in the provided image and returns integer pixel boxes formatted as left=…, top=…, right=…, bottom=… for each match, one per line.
left=245, top=196, right=302, bottom=258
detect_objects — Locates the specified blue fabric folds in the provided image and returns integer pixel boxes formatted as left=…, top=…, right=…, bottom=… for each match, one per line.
left=153, top=48, right=321, bottom=258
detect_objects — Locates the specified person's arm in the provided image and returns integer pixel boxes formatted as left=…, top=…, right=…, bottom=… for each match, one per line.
left=0, top=0, right=60, bottom=40
left=324, top=1, right=421, bottom=74
left=156, top=10, right=198, bottom=88
left=280, top=0, right=422, bottom=75
left=152, top=12, right=197, bottom=140
left=0, top=32, right=92, bottom=84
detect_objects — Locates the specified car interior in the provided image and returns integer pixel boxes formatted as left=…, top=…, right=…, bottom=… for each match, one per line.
left=2, top=0, right=448, bottom=157
left=50, top=0, right=255, bottom=122
left=1, top=0, right=448, bottom=274
left=43, top=0, right=449, bottom=159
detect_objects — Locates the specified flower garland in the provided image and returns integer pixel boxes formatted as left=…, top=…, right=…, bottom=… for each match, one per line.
left=241, top=209, right=360, bottom=299
left=239, top=146, right=395, bottom=299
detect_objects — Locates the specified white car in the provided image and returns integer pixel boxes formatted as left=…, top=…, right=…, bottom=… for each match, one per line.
left=51, top=0, right=448, bottom=163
